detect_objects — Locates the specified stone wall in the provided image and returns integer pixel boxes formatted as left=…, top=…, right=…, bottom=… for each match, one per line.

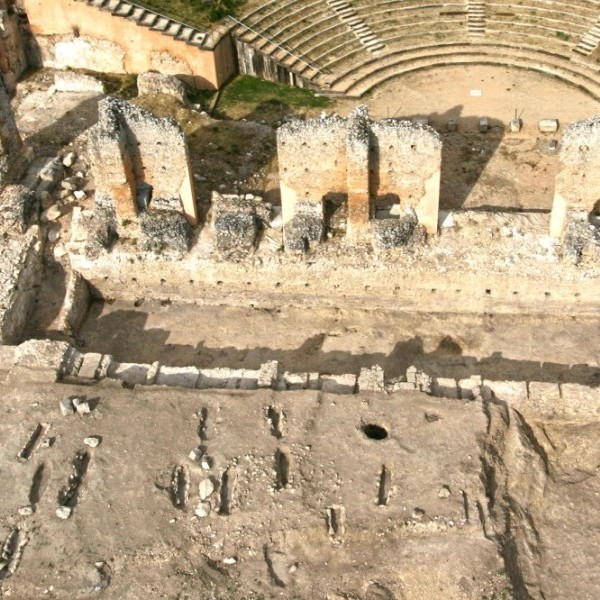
left=277, top=107, right=441, bottom=247
left=371, top=120, right=442, bottom=235
left=18, top=0, right=236, bottom=89
left=551, top=116, right=600, bottom=237
left=0, top=78, right=25, bottom=190
left=0, top=0, right=28, bottom=94
left=88, top=97, right=197, bottom=226
left=234, top=38, right=315, bottom=89
left=8, top=341, right=600, bottom=422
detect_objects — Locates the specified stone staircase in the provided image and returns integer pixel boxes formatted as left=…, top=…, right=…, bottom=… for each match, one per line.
left=75, top=0, right=208, bottom=47
left=327, top=0, right=385, bottom=53
left=466, top=0, right=486, bottom=37
left=573, top=17, right=600, bottom=57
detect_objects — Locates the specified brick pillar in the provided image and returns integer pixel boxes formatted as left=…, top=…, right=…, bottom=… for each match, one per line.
left=345, top=108, right=371, bottom=240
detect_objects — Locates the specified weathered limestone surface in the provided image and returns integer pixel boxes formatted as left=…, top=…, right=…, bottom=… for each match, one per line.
left=54, top=70, right=105, bottom=93
left=277, top=107, right=441, bottom=248
left=137, top=71, right=186, bottom=103
left=88, top=97, right=197, bottom=226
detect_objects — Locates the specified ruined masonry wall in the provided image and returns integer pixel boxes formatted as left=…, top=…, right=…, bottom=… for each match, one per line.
left=551, top=116, right=600, bottom=237
left=0, top=0, right=28, bottom=93
left=372, top=120, right=442, bottom=235
left=278, top=117, right=347, bottom=225
left=89, top=98, right=197, bottom=225
left=18, top=0, right=236, bottom=89
left=0, top=78, right=24, bottom=189
left=7, top=342, right=600, bottom=423
left=277, top=109, right=442, bottom=241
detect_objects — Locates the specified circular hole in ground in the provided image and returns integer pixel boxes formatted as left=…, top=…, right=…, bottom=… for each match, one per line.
left=361, top=423, right=388, bottom=440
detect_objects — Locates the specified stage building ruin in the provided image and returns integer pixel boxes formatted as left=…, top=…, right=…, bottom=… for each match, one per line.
left=88, top=97, right=197, bottom=227
left=277, top=107, right=441, bottom=249
left=551, top=115, right=600, bottom=238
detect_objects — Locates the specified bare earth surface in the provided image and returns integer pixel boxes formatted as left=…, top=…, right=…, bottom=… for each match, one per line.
left=78, top=301, right=600, bottom=387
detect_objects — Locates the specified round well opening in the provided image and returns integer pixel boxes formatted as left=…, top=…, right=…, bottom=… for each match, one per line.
left=361, top=423, right=388, bottom=440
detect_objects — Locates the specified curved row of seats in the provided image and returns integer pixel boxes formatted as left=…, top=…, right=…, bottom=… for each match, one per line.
left=234, top=0, right=600, bottom=94
left=327, top=42, right=600, bottom=97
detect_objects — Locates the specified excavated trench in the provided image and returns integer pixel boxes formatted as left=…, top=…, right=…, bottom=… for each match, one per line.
left=480, top=398, right=548, bottom=599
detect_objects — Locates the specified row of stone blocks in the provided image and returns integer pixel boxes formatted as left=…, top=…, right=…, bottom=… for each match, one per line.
left=74, top=351, right=375, bottom=394
left=80, top=0, right=207, bottom=47
left=4, top=342, right=599, bottom=418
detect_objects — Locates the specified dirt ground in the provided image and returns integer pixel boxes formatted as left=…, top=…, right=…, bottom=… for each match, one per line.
left=78, top=301, right=600, bottom=387
left=0, top=378, right=510, bottom=599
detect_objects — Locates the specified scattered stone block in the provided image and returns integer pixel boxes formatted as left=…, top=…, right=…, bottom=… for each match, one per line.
left=357, top=365, right=385, bottom=392
left=78, top=353, right=102, bottom=379
left=195, top=501, right=211, bottom=518
left=447, top=119, right=457, bottom=132
left=62, top=151, right=77, bottom=168
left=83, top=436, right=100, bottom=448
left=510, top=118, right=522, bottom=133
left=56, top=506, right=72, bottom=520
left=17, top=505, right=33, bottom=517
left=438, top=485, right=451, bottom=498
left=155, top=366, right=199, bottom=388
left=258, top=361, right=279, bottom=388
left=188, top=447, right=203, bottom=462
left=478, top=117, right=489, bottom=133
left=284, top=372, right=308, bottom=390
left=137, top=72, right=186, bottom=103
left=60, top=398, right=75, bottom=417
left=199, top=479, right=215, bottom=500
left=60, top=397, right=73, bottom=422
left=73, top=397, right=91, bottom=415
left=54, top=70, right=105, bottom=93
left=539, top=119, right=559, bottom=133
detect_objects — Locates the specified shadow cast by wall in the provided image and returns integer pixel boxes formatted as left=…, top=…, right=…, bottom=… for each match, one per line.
left=78, top=307, right=600, bottom=386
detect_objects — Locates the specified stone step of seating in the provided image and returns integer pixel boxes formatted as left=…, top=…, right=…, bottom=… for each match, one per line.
left=574, top=17, right=600, bottom=56
left=79, top=0, right=207, bottom=48
left=113, top=2, right=133, bottom=17
left=467, top=0, right=487, bottom=36
left=326, top=0, right=385, bottom=54
left=330, top=43, right=600, bottom=98
left=151, top=16, right=171, bottom=32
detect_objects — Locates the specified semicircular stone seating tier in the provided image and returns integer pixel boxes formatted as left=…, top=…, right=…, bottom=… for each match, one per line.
left=232, top=0, right=600, bottom=97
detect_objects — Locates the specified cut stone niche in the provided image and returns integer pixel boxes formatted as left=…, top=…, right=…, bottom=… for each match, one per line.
left=88, top=97, right=197, bottom=226
left=551, top=116, right=600, bottom=237
left=277, top=106, right=441, bottom=249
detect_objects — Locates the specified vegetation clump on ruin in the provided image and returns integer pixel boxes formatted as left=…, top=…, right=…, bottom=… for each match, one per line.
left=134, top=0, right=246, bottom=28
